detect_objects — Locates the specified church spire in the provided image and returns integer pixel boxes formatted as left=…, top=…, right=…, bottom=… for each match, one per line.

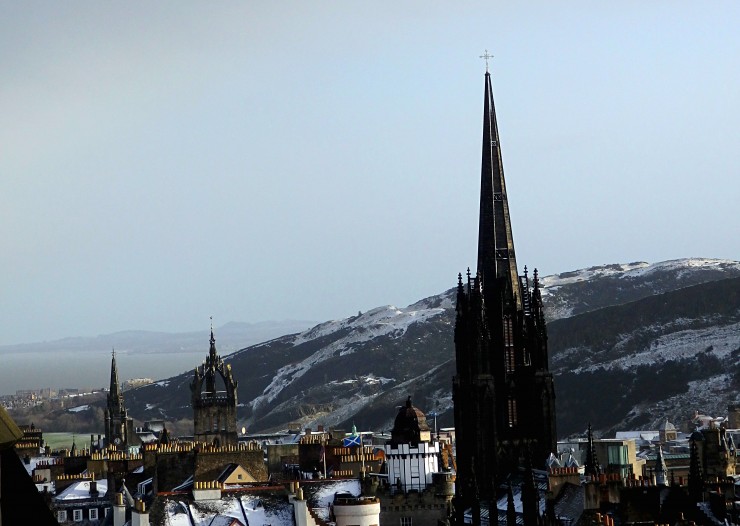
left=209, top=317, right=217, bottom=363
left=109, top=349, right=121, bottom=402
left=477, top=68, right=522, bottom=310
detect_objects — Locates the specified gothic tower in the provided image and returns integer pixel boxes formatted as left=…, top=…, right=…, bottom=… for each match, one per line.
left=104, top=351, right=134, bottom=449
left=191, top=327, right=238, bottom=447
left=453, top=67, right=557, bottom=520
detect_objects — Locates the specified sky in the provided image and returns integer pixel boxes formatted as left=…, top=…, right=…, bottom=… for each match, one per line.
left=1, top=2, right=738, bottom=346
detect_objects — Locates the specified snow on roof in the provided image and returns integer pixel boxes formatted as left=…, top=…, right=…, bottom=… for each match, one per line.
left=615, top=431, right=659, bottom=441
left=54, top=479, right=108, bottom=501
left=22, top=456, right=49, bottom=476
left=310, top=479, right=362, bottom=508
left=136, top=432, right=158, bottom=444
left=164, top=495, right=295, bottom=526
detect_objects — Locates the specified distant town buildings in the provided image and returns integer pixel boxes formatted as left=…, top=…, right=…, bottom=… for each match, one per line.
left=6, top=68, right=740, bottom=526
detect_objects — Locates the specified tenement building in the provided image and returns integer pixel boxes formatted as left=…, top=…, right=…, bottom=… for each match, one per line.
left=453, top=64, right=557, bottom=524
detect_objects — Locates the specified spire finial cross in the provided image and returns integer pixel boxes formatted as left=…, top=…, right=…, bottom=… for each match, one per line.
left=479, top=49, right=493, bottom=72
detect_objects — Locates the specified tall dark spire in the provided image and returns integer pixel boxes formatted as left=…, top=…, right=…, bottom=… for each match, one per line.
left=453, top=65, right=557, bottom=523
left=477, top=71, right=522, bottom=310
left=105, top=348, right=132, bottom=448
left=109, top=349, right=121, bottom=403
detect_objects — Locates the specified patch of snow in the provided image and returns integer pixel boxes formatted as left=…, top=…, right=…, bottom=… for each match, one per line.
left=68, top=404, right=90, bottom=413
left=573, top=321, right=740, bottom=373
left=164, top=495, right=295, bottom=526
left=540, top=258, right=740, bottom=289
left=311, top=479, right=362, bottom=508
left=55, top=479, right=108, bottom=501
left=620, top=373, right=734, bottom=433
left=249, top=301, right=446, bottom=413
left=145, top=403, right=157, bottom=410
left=154, top=380, right=169, bottom=387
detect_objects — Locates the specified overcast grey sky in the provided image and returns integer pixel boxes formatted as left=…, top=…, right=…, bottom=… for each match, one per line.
left=1, top=2, right=738, bottom=346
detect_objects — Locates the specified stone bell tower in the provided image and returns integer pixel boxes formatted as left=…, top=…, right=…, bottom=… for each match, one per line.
left=191, top=326, right=239, bottom=447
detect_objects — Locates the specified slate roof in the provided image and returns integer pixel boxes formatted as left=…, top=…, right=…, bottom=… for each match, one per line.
left=553, top=482, right=584, bottom=524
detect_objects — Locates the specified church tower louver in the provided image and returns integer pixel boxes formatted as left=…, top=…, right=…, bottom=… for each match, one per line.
left=452, top=66, right=557, bottom=522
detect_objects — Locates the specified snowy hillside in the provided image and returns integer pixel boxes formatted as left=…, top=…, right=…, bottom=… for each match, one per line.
left=120, top=258, right=740, bottom=438
left=540, top=258, right=740, bottom=320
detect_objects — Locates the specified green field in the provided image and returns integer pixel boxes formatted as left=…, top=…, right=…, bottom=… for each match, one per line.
left=43, top=432, right=103, bottom=451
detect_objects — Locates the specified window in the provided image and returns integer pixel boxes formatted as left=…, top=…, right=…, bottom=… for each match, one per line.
left=89, top=508, right=98, bottom=520
left=507, top=398, right=518, bottom=428
left=56, top=510, right=67, bottom=523
left=504, top=317, right=515, bottom=373
left=73, top=509, right=83, bottom=522
left=401, top=518, right=413, bottom=526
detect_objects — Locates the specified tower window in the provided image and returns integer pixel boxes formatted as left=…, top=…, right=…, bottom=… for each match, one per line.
left=504, top=317, right=515, bottom=373
left=507, top=398, right=518, bottom=428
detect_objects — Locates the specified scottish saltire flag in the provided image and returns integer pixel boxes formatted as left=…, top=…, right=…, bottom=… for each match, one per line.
left=343, top=434, right=361, bottom=447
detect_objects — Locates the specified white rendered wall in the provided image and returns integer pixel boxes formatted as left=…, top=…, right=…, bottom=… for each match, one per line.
left=385, top=441, right=440, bottom=492
left=333, top=501, right=381, bottom=526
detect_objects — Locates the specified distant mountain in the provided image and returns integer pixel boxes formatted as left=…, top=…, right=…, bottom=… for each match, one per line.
left=0, top=320, right=317, bottom=356
left=0, top=320, right=317, bottom=395
left=123, top=258, right=740, bottom=440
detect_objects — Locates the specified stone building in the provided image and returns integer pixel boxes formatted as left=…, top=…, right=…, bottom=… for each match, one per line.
left=105, top=351, right=135, bottom=450
left=191, top=327, right=239, bottom=447
left=385, top=397, right=439, bottom=493
left=452, top=65, right=556, bottom=524
left=371, top=397, right=453, bottom=525
left=691, top=425, right=736, bottom=481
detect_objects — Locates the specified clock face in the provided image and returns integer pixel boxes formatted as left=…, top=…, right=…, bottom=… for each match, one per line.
left=114, top=438, right=121, bottom=445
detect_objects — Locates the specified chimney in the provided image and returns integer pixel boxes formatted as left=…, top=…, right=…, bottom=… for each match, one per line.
left=89, top=479, right=98, bottom=497
left=113, top=492, right=126, bottom=526
left=132, top=499, right=149, bottom=526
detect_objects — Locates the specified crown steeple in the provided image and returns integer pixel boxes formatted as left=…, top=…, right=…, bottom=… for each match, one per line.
left=191, top=324, right=239, bottom=447
left=209, top=317, right=217, bottom=364
left=477, top=70, right=522, bottom=310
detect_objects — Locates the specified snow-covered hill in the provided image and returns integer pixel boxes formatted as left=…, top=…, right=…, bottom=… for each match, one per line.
left=540, top=258, right=740, bottom=320
left=116, top=258, right=740, bottom=438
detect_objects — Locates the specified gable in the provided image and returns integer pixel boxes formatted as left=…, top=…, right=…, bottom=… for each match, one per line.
left=221, top=464, right=256, bottom=484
